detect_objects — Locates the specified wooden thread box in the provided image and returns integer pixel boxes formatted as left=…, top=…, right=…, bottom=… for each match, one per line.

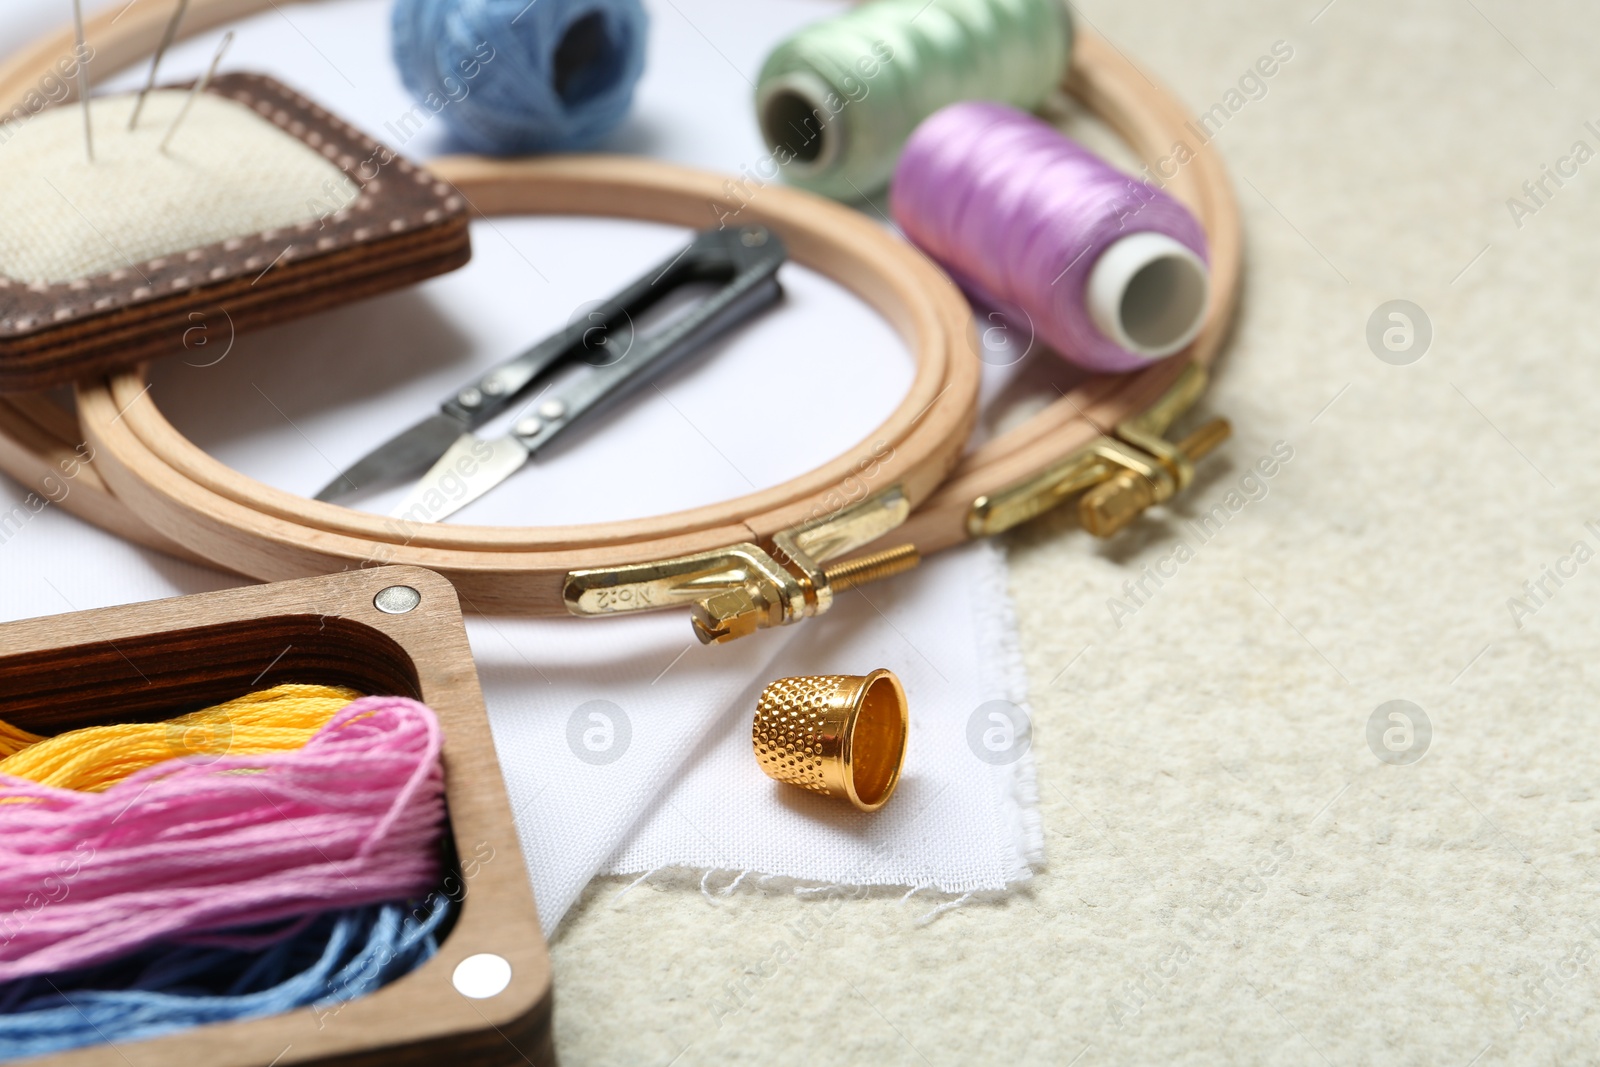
left=0, top=566, right=553, bottom=1067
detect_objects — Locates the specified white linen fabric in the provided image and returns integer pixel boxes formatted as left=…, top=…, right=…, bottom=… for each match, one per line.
left=0, top=0, right=1045, bottom=933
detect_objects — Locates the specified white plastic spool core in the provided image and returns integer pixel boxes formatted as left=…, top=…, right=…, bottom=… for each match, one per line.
left=757, top=71, right=842, bottom=177
left=1084, top=232, right=1210, bottom=361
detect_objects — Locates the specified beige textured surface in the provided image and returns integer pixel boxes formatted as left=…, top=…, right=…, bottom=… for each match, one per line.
left=547, top=0, right=1600, bottom=1063
left=0, top=90, right=356, bottom=284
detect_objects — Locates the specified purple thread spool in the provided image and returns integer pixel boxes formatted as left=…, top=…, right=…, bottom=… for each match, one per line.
left=891, top=101, right=1210, bottom=373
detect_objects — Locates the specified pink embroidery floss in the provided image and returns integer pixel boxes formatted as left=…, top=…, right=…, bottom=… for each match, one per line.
left=0, top=696, right=445, bottom=983
left=891, top=101, right=1211, bottom=372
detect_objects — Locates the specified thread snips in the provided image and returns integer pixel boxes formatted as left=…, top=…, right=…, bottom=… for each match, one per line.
left=314, top=226, right=788, bottom=521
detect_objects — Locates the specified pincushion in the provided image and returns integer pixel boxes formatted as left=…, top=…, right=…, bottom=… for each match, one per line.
left=0, top=73, right=471, bottom=391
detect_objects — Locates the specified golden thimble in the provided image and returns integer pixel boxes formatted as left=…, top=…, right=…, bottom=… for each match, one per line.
left=752, top=669, right=908, bottom=812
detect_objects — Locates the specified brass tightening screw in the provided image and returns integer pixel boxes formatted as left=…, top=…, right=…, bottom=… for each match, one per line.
left=822, top=544, right=921, bottom=592
left=689, top=545, right=920, bottom=645
left=691, top=588, right=765, bottom=645
left=1177, top=418, right=1234, bottom=465
left=1079, top=419, right=1233, bottom=537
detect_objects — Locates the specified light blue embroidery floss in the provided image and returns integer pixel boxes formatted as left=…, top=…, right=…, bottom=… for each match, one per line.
left=0, top=895, right=452, bottom=1058
left=391, top=0, right=649, bottom=154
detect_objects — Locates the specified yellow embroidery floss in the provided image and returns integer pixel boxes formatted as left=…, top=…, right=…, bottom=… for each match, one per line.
left=0, top=719, right=45, bottom=758
left=0, top=683, right=360, bottom=791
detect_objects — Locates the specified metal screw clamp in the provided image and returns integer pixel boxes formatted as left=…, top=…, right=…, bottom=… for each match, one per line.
left=563, top=486, right=919, bottom=644
left=967, top=361, right=1232, bottom=539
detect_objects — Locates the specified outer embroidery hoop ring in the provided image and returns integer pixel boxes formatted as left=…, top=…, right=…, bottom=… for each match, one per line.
left=71, top=149, right=979, bottom=612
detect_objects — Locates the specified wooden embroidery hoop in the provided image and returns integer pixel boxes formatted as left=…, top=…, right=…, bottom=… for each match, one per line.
left=77, top=151, right=980, bottom=613
left=0, top=4, right=1239, bottom=620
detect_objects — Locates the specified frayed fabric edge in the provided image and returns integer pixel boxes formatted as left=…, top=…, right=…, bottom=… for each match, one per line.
left=601, top=867, right=1024, bottom=925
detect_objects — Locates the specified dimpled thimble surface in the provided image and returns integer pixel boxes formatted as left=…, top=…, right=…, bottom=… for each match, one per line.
left=752, top=669, right=908, bottom=812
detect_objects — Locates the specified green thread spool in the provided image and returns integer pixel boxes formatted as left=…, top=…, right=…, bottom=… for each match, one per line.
left=755, top=0, right=1074, bottom=200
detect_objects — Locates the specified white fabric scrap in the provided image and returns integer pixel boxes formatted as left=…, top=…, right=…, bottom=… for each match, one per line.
left=475, top=539, right=1043, bottom=931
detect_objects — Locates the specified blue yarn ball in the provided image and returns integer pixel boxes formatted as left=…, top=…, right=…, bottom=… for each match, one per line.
left=391, top=0, right=649, bottom=155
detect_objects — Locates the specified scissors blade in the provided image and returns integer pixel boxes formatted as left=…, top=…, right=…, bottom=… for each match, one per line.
left=313, top=412, right=471, bottom=503
left=389, top=432, right=530, bottom=524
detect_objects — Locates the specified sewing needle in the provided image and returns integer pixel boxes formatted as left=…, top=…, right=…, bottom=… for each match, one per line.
left=159, top=30, right=233, bottom=154
left=128, top=0, right=190, bottom=131
left=71, top=0, right=92, bottom=162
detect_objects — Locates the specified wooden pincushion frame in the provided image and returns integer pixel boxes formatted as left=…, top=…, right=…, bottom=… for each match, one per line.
left=0, top=567, right=553, bottom=1067
left=0, top=72, right=471, bottom=393
left=0, top=5, right=1240, bottom=631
